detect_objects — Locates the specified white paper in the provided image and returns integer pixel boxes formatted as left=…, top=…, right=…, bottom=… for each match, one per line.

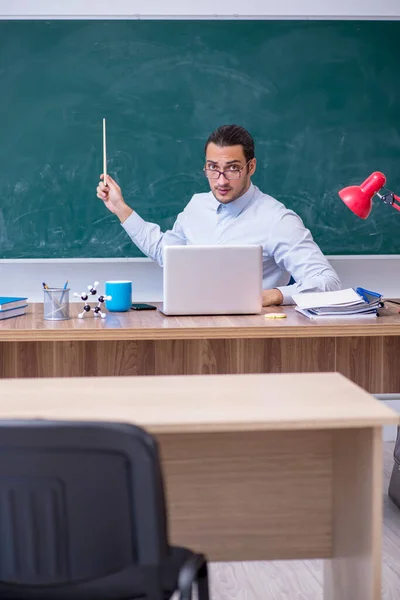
left=295, top=306, right=377, bottom=319
left=292, top=288, right=362, bottom=309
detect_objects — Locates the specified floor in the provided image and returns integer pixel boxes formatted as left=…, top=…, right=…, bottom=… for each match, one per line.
left=209, top=441, right=400, bottom=600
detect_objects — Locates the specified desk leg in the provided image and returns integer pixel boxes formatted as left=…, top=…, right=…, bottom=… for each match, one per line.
left=324, top=427, right=382, bottom=600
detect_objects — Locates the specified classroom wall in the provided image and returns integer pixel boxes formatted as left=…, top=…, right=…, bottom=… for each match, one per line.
left=2, top=256, right=400, bottom=303
left=2, top=4, right=399, bottom=445
left=2, top=0, right=400, bottom=18
left=2, top=2, right=399, bottom=299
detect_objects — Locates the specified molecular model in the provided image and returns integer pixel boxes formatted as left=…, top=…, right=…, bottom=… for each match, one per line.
left=73, top=281, right=112, bottom=319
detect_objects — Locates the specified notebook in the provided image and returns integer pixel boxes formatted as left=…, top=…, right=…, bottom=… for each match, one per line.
left=0, top=306, right=28, bottom=320
left=293, top=287, right=382, bottom=319
left=0, top=297, right=28, bottom=311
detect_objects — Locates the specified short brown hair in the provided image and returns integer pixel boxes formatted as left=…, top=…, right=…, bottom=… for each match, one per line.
left=205, top=124, right=255, bottom=163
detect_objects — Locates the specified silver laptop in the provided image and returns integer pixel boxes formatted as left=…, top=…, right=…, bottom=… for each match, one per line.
left=160, top=245, right=263, bottom=316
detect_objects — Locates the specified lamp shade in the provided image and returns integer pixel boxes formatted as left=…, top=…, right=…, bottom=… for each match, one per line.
left=338, top=171, right=386, bottom=219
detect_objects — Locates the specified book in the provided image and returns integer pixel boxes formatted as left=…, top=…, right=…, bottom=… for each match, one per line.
left=295, top=306, right=378, bottom=319
left=0, top=297, right=28, bottom=311
left=292, top=287, right=382, bottom=319
left=0, top=306, right=28, bottom=320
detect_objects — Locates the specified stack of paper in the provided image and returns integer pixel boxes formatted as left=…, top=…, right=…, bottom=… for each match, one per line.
left=292, top=288, right=382, bottom=319
left=0, top=297, right=28, bottom=320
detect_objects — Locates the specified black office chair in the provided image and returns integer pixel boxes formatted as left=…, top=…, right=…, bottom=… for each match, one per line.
left=0, top=420, right=209, bottom=600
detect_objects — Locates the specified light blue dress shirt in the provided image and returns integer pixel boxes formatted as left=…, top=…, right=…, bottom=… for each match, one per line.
left=122, top=182, right=341, bottom=304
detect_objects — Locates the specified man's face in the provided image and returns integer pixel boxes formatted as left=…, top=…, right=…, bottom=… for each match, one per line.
left=204, top=143, right=256, bottom=204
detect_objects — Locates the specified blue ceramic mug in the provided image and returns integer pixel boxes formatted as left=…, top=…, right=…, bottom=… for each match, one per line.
left=105, top=280, right=132, bottom=312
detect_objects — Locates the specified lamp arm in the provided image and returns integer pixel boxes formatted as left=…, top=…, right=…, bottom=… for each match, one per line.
left=376, top=190, right=400, bottom=212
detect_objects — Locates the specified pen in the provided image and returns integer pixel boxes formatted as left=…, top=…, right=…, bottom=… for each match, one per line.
left=60, top=280, right=68, bottom=305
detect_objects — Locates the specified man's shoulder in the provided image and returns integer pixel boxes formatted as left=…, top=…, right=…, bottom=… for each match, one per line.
left=253, top=187, right=289, bottom=214
left=252, top=187, right=307, bottom=229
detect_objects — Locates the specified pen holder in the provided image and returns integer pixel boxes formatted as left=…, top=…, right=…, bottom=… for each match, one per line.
left=43, top=288, right=70, bottom=321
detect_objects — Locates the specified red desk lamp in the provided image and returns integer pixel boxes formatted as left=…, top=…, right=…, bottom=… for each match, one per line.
left=339, top=171, right=400, bottom=219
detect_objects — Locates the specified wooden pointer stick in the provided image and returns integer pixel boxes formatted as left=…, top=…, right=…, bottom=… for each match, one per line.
left=103, top=118, right=107, bottom=187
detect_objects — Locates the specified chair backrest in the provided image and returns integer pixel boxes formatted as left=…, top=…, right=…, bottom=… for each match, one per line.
left=0, top=420, right=169, bottom=599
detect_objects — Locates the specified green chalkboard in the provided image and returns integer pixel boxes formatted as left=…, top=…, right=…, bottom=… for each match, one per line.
left=1, top=20, right=399, bottom=258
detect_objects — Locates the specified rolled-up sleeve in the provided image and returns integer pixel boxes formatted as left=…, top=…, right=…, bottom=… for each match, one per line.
left=269, top=209, right=341, bottom=305
left=121, top=210, right=187, bottom=266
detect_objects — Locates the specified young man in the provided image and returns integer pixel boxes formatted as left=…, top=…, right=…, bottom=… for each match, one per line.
left=96, top=124, right=340, bottom=305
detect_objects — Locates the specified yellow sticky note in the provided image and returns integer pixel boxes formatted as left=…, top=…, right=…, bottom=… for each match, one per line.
left=264, top=313, right=287, bottom=319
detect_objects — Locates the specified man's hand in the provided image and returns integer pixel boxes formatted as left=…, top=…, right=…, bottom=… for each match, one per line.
left=262, top=288, right=284, bottom=306
left=96, top=174, right=133, bottom=223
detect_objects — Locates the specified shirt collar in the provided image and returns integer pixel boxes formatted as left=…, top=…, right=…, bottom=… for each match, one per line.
left=215, top=183, right=255, bottom=217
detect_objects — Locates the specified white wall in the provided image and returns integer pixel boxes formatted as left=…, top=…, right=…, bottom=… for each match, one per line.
left=1, top=0, right=400, bottom=18
left=0, top=258, right=163, bottom=303
left=2, top=255, right=400, bottom=303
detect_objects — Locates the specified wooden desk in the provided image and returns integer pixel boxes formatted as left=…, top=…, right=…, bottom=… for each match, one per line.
left=0, top=372, right=397, bottom=600
left=1, top=302, right=400, bottom=393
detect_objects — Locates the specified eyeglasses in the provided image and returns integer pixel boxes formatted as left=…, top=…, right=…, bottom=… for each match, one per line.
left=203, top=160, right=251, bottom=180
